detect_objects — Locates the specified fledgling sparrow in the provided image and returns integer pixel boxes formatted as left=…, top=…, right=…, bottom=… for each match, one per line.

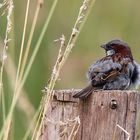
left=73, top=39, right=140, bottom=99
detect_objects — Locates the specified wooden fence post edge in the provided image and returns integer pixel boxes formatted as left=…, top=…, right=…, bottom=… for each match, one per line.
left=41, top=90, right=140, bottom=140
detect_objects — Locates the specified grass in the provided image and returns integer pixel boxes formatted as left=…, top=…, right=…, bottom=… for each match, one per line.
left=112, top=124, right=130, bottom=140
left=1, top=0, right=95, bottom=139
left=0, top=0, right=140, bottom=139
left=33, top=0, right=96, bottom=139
left=0, top=0, right=14, bottom=139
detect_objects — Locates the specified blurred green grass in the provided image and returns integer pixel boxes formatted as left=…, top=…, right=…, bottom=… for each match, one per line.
left=0, top=0, right=140, bottom=139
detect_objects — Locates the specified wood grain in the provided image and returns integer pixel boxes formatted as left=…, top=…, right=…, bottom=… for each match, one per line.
left=41, top=90, right=140, bottom=140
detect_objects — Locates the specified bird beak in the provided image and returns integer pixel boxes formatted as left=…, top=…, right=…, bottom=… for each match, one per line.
left=100, top=44, right=106, bottom=49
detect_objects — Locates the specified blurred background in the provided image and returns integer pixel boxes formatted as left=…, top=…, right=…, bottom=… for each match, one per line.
left=0, top=0, right=140, bottom=139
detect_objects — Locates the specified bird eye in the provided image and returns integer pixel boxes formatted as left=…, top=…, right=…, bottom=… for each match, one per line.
left=106, top=49, right=115, bottom=56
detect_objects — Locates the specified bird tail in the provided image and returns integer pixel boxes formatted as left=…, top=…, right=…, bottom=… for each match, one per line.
left=73, top=85, right=94, bottom=99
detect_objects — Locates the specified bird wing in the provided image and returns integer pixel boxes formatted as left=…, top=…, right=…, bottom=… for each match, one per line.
left=73, top=60, right=123, bottom=99
left=87, top=59, right=123, bottom=86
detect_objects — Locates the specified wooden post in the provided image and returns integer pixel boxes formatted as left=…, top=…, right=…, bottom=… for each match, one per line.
left=41, top=90, right=140, bottom=140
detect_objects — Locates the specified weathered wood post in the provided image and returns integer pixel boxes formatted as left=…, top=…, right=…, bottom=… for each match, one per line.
left=41, top=90, right=140, bottom=140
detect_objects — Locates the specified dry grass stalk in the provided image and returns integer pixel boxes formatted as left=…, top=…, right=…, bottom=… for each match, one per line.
left=0, top=1, right=14, bottom=139
left=0, top=0, right=14, bottom=100
left=0, top=0, right=58, bottom=137
left=23, top=107, right=42, bottom=140
left=14, top=0, right=31, bottom=96
left=67, top=116, right=80, bottom=140
left=112, top=124, right=130, bottom=140
left=19, top=0, right=44, bottom=82
left=35, top=0, right=96, bottom=139
left=5, top=54, right=35, bottom=121
left=0, top=0, right=9, bottom=16
left=0, top=0, right=30, bottom=138
left=3, top=0, right=30, bottom=135
left=43, top=116, right=80, bottom=140
left=116, top=124, right=130, bottom=140
left=0, top=0, right=45, bottom=138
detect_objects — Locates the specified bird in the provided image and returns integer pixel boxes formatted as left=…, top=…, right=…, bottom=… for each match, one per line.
left=73, top=39, right=140, bottom=99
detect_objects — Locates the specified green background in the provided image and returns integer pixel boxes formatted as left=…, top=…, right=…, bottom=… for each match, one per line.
left=0, top=0, right=140, bottom=139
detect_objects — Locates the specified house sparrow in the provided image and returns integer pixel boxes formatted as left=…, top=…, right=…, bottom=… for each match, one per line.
left=73, top=39, right=140, bottom=99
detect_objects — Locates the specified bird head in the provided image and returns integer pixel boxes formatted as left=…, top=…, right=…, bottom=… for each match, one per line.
left=100, top=39, right=133, bottom=59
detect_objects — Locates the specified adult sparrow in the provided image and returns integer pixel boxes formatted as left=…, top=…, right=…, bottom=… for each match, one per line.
left=73, top=39, right=140, bottom=99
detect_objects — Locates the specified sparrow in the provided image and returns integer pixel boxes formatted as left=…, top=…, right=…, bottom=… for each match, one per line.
left=73, top=39, right=140, bottom=99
